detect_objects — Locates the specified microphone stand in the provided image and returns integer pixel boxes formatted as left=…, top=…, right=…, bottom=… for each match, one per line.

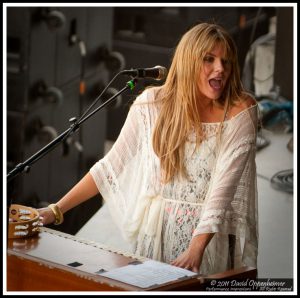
left=7, top=78, right=137, bottom=191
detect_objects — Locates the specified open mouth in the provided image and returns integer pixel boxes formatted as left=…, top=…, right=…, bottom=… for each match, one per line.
left=209, top=79, right=222, bottom=90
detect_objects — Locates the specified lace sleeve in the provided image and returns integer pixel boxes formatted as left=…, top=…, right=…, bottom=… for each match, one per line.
left=193, top=107, right=258, bottom=238
left=89, top=92, right=148, bottom=207
left=88, top=88, right=157, bottom=240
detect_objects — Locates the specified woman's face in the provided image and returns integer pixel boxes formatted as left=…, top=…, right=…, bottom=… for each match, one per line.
left=198, top=43, right=232, bottom=101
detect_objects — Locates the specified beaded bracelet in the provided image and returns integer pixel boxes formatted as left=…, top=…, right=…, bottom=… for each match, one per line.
left=48, top=204, right=64, bottom=225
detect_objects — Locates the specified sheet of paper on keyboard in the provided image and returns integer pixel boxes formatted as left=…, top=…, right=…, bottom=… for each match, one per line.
left=98, top=260, right=197, bottom=288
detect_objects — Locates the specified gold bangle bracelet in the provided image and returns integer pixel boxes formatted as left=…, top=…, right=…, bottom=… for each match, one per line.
left=48, top=204, right=64, bottom=225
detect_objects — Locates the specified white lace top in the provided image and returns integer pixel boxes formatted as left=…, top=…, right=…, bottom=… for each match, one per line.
left=90, top=87, right=258, bottom=275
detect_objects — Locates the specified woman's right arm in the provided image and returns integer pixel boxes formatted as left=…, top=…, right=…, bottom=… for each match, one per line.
left=38, top=172, right=99, bottom=225
left=39, top=89, right=151, bottom=226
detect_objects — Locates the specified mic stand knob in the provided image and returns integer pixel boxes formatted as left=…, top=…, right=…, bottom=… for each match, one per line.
left=69, top=117, right=79, bottom=133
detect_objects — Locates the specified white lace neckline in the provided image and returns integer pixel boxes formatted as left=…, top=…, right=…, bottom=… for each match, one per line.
left=201, top=104, right=257, bottom=125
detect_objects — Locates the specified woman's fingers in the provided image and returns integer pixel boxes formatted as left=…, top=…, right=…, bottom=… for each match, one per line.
left=37, top=207, right=55, bottom=225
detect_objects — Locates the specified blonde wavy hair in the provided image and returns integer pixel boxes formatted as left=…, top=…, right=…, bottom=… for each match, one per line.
left=152, top=22, right=244, bottom=183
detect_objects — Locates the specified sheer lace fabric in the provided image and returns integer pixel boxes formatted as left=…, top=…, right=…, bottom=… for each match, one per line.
left=90, top=87, right=258, bottom=275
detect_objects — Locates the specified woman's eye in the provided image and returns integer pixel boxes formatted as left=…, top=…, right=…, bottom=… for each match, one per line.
left=222, top=59, right=231, bottom=66
left=204, top=56, right=214, bottom=63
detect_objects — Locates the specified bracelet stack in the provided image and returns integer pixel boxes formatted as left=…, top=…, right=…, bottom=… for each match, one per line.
left=48, top=204, right=64, bottom=225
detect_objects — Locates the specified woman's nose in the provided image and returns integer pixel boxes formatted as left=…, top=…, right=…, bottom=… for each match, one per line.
left=214, top=59, right=224, bottom=72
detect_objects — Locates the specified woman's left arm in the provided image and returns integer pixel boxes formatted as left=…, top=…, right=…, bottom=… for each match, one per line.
left=171, top=101, right=258, bottom=272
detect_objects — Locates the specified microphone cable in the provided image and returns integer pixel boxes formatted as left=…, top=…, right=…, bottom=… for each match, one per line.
left=62, top=71, right=122, bottom=142
left=77, top=71, right=122, bottom=125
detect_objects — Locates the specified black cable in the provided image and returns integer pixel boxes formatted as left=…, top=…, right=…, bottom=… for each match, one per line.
left=61, top=71, right=121, bottom=144
left=77, top=72, right=121, bottom=124
left=249, top=7, right=263, bottom=46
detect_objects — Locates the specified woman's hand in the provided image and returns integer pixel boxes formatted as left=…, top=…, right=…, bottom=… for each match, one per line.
left=37, top=207, right=55, bottom=225
left=170, top=233, right=215, bottom=273
left=170, top=239, right=203, bottom=273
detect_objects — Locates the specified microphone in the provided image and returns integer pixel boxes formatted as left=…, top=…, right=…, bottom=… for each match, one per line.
left=121, top=65, right=167, bottom=80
